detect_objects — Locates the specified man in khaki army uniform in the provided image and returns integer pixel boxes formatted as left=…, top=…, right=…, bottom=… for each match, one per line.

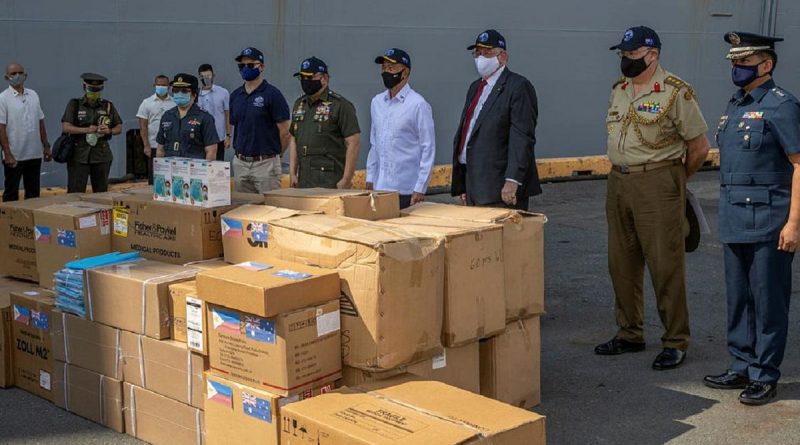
left=61, top=73, right=122, bottom=193
left=288, top=57, right=360, bottom=189
left=595, top=27, right=711, bottom=370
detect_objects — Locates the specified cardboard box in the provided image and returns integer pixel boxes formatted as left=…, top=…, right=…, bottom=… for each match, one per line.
left=480, top=316, right=541, bottom=409
left=189, top=160, right=231, bottom=208
left=171, top=158, right=192, bottom=205
left=50, top=310, right=122, bottom=379
left=0, top=195, right=78, bottom=282
left=85, top=259, right=198, bottom=339
left=220, top=205, right=311, bottom=264
left=33, top=202, right=113, bottom=288
left=170, top=281, right=208, bottom=355
left=402, top=203, right=546, bottom=320
left=10, top=289, right=55, bottom=400
left=120, top=331, right=206, bottom=409
left=207, top=299, right=341, bottom=396
left=341, top=342, right=480, bottom=394
left=267, top=214, right=445, bottom=370
left=204, top=372, right=335, bottom=445
left=0, top=306, right=12, bottom=387
left=53, top=361, right=125, bottom=433
left=169, top=280, right=195, bottom=343
left=183, top=258, right=230, bottom=271
left=383, top=216, right=505, bottom=346
left=195, top=259, right=340, bottom=317
left=124, top=185, right=155, bottom=196
left=78, top=191, right=133, bottom=206
left=263, top=188, right=400, bottom=221
left=124, top=383, right=205, bottom=445
left=153, top=157, right=172, bottom=202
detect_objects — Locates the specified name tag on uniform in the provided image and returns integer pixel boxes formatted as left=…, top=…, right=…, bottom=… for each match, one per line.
left=742, top=111, right=764, bottom=119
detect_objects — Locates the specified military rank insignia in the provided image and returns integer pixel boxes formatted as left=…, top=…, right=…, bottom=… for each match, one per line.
left=742, top=111, right=764, bottom=119
left=293, top=103, right=305, bottom=121
left=637, top=101, right=663, bottom=114
left=313, top=102, right=332, bottom=122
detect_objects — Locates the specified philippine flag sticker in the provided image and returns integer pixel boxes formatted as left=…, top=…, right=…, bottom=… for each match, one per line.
left=221, top=218, right=243, bottom=237
left=207, top=380, right=233, bottom=408
left=34, top=226, right=51, bottom=243
left=13, top=304, right=30, bottom=325
left=212, top=308, right=241, bottom=335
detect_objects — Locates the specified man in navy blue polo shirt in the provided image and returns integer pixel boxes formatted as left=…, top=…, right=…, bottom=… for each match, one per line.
left=229, top=47, right=291, bottom=193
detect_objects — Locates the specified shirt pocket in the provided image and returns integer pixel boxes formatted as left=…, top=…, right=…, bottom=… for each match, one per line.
left=726, top=186, right=771, bottom=232
left=737, top=119, right=765, bottom=151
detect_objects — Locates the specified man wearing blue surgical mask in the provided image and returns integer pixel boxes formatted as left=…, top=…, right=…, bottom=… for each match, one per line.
left=136, top=74, right=175, bottom=182
left=155, top=74, right=218, bottom=160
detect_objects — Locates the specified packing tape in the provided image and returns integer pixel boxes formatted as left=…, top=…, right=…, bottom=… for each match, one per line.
left=61, top=312, right=70, bottom=364
left=369, top=193, right=377, bottom=212
left=186, top=348, right=192, bottom=403
left=114, top=329, right=121, bottom=380
left=63, top=364, right=70, bottom=411
left=195, top=409, right=202, bottom=445
left=85, top=270, right=94, bottom=321
left=99, top=375, right=106, bottom=425
left=139, top=270, right=199, bottom=334
left=129, top=384, right=137, bottom=437
left=138, top=335, right=146, bottom=387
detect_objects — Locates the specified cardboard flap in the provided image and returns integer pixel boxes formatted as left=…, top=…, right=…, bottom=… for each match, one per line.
left=35, top=203, right=111, bottom=218
left=91, top=259, right=197, bottom=283
left=401, top=202, right=546, bottom=224
left=382, top=216, right=500, bottom=237
left=264, top=188, right=374, bottom=198
left=270, top=214, right=433, bottom=246
left=221, top=204, right=313, bottom=221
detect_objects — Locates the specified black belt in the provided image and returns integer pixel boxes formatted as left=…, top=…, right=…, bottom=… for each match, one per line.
left=612, top=159, right=682, bottom=174
left=235, top=152, right=280, bottom=162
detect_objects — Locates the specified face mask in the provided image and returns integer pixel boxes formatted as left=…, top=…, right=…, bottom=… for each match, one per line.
left=200, top=74, right=213, bottom=87
left=154, top=85, right=168, bottom=96
left=620, top=54, right=652, bottom=78
left=731, top=62, right=765, bottom=88
left=7, top=73, right=26, bottom=87
left=85, top=91, right=102, bottom=102
left=173, top=92, right=192, bottom=107
left=474, top=56, right=501, bottom=78
left=240, top=66, right=261, bottom=81
left=300, top=79, right=323, bottom=96
left=382, top=71, right=403, bottom=90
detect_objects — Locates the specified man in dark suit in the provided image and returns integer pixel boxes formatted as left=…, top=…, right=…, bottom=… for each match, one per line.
left=451, top=29, right=541, bottom=211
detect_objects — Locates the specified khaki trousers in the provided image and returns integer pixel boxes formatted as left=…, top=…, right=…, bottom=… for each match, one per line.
left=233, top=156, right=282, bottom=194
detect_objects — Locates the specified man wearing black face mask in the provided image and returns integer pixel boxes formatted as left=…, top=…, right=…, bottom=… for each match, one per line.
left=596, top=26, right=711, bottom=371
left=288, top=57, right=361, bottom=189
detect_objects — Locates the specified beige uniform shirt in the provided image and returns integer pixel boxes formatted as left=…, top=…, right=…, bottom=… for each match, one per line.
left=607, top=65, right=708, bottom=166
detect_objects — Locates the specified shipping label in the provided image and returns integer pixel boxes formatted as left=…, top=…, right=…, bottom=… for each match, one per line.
left=113, top=207, right=129, bottom=237
left=186, top=297, right=204, bottom=353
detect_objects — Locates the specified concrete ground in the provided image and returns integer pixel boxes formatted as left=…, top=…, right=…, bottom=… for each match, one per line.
left=1, top=170, right=799, bottom=444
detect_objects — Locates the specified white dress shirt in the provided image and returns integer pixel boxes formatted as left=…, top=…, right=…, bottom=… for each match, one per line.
left=136, top=93, right=176, bottom=148
left=198, top=84, right=230, bottom=140
left=0, top=86, right=45, bottom=161
left=458, top=65, right=505, bottom=164
left=367, top=84, right=436, bottom=195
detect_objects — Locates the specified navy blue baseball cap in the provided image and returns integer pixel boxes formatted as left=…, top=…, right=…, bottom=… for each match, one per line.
left=374, top=48, right=411, bottom=68
left=467, top=29, right=507, bottom=51
left=610, top=26, right=662, bottom=51
left=235, top=47, right=264, bottom=63
left=293, top=57, right=328, bottom=77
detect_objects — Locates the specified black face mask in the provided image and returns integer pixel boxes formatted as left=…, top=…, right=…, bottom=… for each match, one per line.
left=300, top=79, right=323, bottom=96
left=620, top=55, right=650, bottom=78
left=382, top=71, right=403, bottom=89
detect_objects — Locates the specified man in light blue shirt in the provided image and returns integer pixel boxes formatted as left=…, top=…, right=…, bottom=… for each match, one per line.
left=366, top=48, right=435, bottom=209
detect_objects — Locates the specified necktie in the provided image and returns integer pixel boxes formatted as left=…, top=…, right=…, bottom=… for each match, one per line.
left=457, top=79, right=488, bottom=156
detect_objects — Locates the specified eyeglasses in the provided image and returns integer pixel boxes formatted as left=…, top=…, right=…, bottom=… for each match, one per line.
left=172, top=87, right=192, bottom=94
left=7, top=71, right=24, bottom=76
left=616, top=48, right=652, bottom=59
left=237, top=63, right=261, bottom=70
left=472, top=48, right=502, bottom=58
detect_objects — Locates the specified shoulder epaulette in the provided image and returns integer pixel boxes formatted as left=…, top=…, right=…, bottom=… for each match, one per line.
left=664, top=75, right=687, bottom=89
left=612, top=76, right=626, bottom=88
left=328, top=90, right=342, bottom=99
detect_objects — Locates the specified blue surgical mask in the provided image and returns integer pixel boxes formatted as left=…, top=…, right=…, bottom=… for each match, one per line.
left=731, top=62, right=764, bottom=88
left=173, top=92, right=192, bottom=107
left=154, top=85, right=168, bottom=96
left=240, top=66, right=261, bottom=81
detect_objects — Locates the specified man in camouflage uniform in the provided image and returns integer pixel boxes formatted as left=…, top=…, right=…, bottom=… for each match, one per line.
left=594, top=27, right=711, bottom=370
left=288, top=57, right=360, bottom=189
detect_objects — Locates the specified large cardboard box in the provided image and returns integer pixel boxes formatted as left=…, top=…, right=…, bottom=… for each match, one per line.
left=183, top=258, right=230, bottom=270
left=195, top=259, right=340, bottom=317
left=124, top=383, right=205, bottom=445
left=204, top=372, right=335, bottom=445
left=263, top=188, right=400, bottom=221
left=10, top=289, right=55, bottom=400
left=53, top=361, right=125, bottom=433
left=382, top=216, right=505, bottom=346
left=0, top=195, right=77, bottom=282
left=402, top=203, right=546, bottom=320
left=220, top=205, right=311, bottom=264
left=480, top=316, right=541, bottom=409
left=189, top=160, right=231, bottom=208
left=86, top=260, right=198, bottom=339
left=267, top=214, right=445, bottom=370
left=120, top=331, right=206, bottom=409
left=0, top=305, right=12, bottom=387
left=207, top=299, right=341, bottom=397
left=341, top=342, right=480, bottom=394
left=32, top=202, right=112, bottom=288
left=79, top=191, right=132, bottom=205
left=51, top=310, right=123, bottom=379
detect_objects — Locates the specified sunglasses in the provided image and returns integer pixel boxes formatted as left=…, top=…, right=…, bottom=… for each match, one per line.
left=172, top=87, right=192, bottom=94
left=237, top=63, right=261, bottom=70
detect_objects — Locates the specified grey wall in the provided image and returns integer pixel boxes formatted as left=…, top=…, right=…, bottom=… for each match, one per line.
left=0, top=0, right=795, bottom=187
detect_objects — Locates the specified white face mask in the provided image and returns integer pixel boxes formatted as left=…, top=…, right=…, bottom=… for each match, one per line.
left=474, top=55, right=501, bottom=78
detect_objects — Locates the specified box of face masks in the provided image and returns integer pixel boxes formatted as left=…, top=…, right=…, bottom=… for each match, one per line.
left=170, top=158, right=191, bottom=205
left=189, top=160, right=231, bottom=208
left=153, top=158, right=172, bottom=202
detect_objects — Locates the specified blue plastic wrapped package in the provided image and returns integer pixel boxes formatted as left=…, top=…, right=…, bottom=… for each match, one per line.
left=55, top=251, right=142, bottom=317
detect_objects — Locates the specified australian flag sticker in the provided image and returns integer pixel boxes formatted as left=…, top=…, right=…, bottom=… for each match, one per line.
left=57, top=229, right=76, bottom=248
left=242, top=392, right=272, bottom=423
left=244, top=315, right=276, bottom=344
left=273, top=269, right=312, bottom=280
left=31, top=311, right=49, bottom=331
left=250, top=222, right=268, bottom=243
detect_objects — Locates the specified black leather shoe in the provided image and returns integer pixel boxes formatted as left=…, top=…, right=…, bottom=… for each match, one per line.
left=703, top=371, right=748, bottom=389
left=652, top=348, right=686, bottom=370
left=739, top=382, right=777, bottom=406
left=594, top=337, right=646, bottom=355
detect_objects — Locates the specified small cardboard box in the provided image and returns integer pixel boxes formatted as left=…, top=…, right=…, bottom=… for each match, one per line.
left=220, top=205, right=311, bottom=265
left=153, top=157, right=172, bottom=202
left=382, top=216, right=506, bottom=346
left=0, top=195, right=78, bottom=282
left=32, top=202, right=112, bottom=288
left=53, top=361, right=125, bottom=433
left=268, top=214, right=445, bottom=370
left=207, top=299, right=342, bottom=397
left=124, top=383, right=205, bottom=445
left=402, top=203, right=546, bottom=320
left=0, top=305, right=12, bottom=388
left=204, top=372, right=335, bottom=445
left=263, top=188, right=400, bottom=221
left=169, top=280, right=195, bottom=343
left=120, top=331, right=206, bottom=409
left=195, top=259, right=340, bottom=317
left=86, top=260, right=198, bottom=339
left=50, top=310, right=123, bottom=379
left=10, top=289, right=55, bottom=401
left=169, top=281, right=208, bottom=355
left=189, top=160, right=231, bottom=208
left=480, top=316, right=541, bottom=409
left=171, top=158, right=192, bottom=205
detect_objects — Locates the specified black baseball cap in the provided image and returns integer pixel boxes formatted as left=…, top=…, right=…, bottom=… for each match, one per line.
left=235, top=47, right=265, bottom=63
left=724, top=31, right=783, bottom=60
left=610, top=26, right=662, bottom=51
left=293, top=57, right=328, bottom=77
left=374, top=48, right=411, bottom=68
left=171, top=73, right=199, bottom=92
left=467, top=29, right=507, bottom=51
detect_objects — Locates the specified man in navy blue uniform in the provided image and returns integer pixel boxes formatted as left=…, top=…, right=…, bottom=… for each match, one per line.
left=704, top=31, right=800, bottom=405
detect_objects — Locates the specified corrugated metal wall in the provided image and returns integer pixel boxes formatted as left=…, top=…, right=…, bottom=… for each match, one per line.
left=0, top=0, right=796, bottom=187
